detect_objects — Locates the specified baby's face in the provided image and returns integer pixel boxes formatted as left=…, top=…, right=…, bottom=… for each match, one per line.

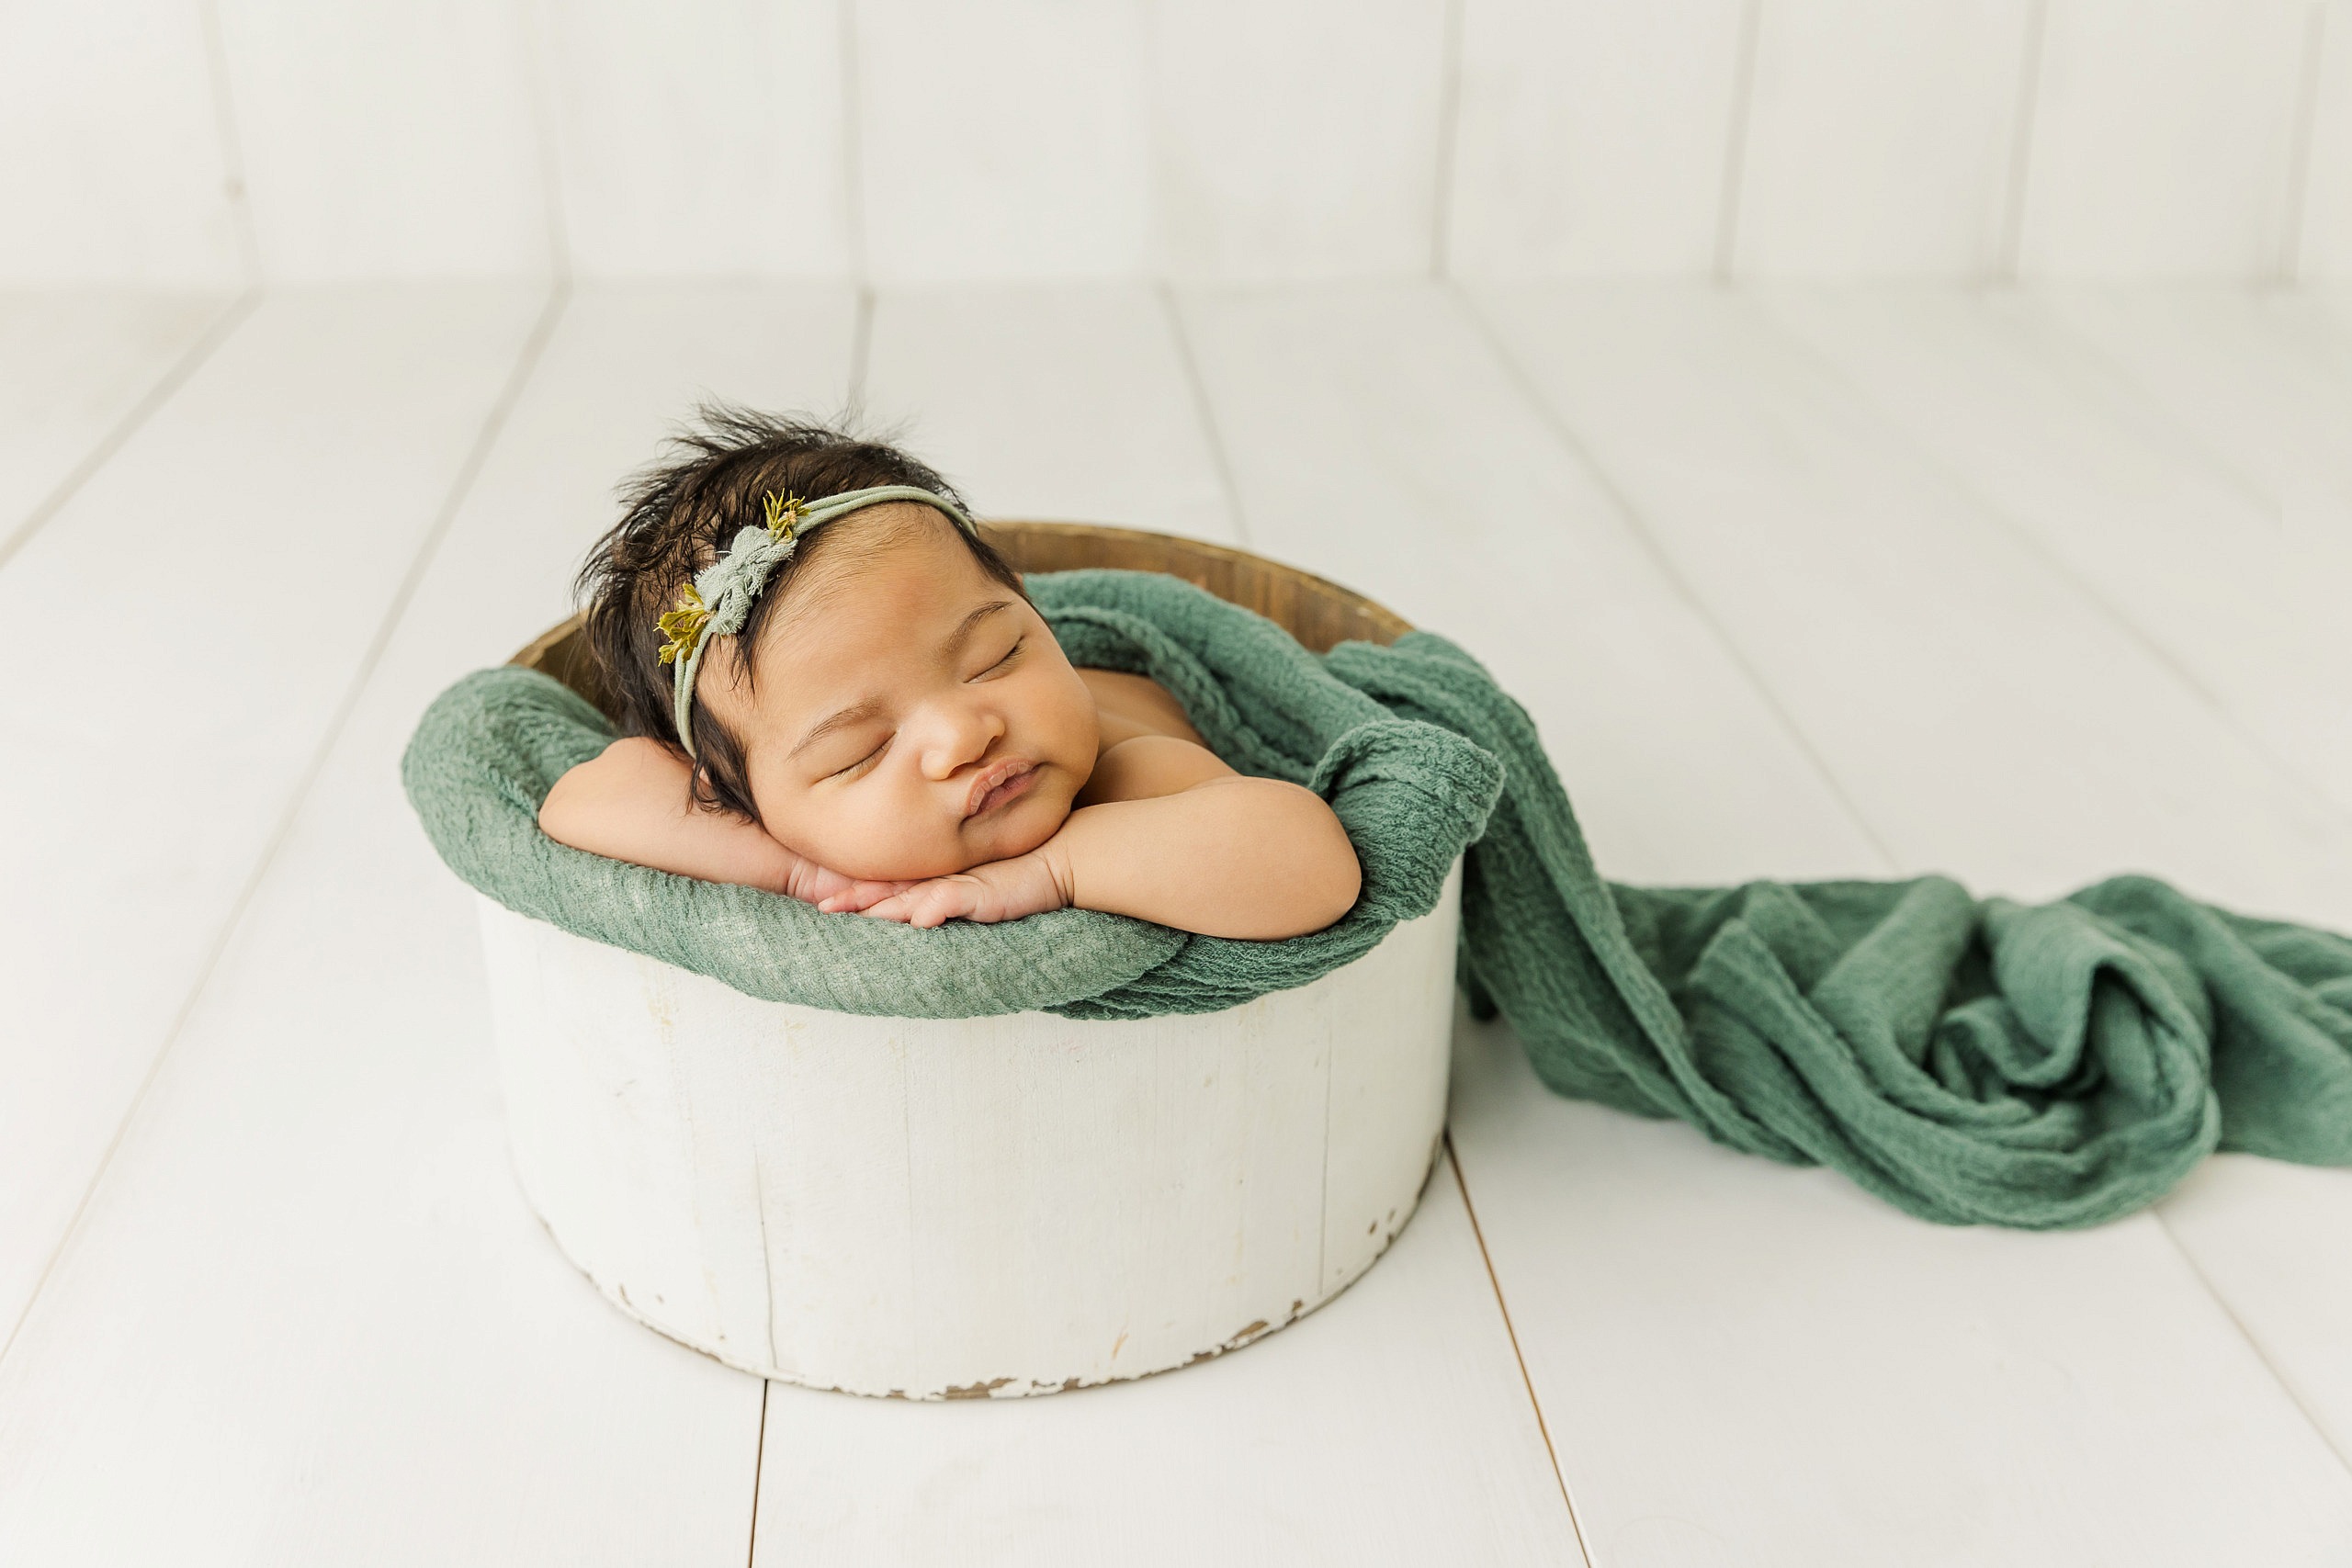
left=696, top=507, right=1099, bottom=881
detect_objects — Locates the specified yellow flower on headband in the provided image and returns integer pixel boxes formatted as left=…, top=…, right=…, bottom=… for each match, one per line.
left=656, top=582, right=711, bottom=666
left=763, top=490, right=807, bottom=541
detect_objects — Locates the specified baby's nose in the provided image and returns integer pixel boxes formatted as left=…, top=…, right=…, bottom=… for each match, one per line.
left=921, top=703, right=1006, bottom=780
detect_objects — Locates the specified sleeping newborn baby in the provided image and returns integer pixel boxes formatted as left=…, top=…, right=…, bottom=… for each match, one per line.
left=538, top=410, right=1361, bottom=941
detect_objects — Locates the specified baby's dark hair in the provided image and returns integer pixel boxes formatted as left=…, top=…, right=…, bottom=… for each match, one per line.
left=577, top=405, right=1027, bottom=822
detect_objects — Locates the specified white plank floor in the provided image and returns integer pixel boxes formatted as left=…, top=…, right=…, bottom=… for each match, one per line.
left=0, top=288, right=241, bottom=559
left=1753, top=285, right=2352, bottom=821
left=2, top=278, right=2349, bottom=1563
left=0, top=283, right=548, bottom=1339
left=0, top=282, right=855, bottom=1564
left=1193, top=280, right=2352, bottom=1565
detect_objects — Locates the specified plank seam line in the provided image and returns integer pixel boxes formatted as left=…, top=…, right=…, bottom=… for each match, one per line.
left=1445, top=1130, right=1595, bottom=1566
left=754, top=1147, right=778, bottom=1371
left=1427, top=0, right=1468, bottom=279
left=2154, top=1211, right=2352, bottom=1478
left=1156, top=283, right=1253, bottom=548
left=1747, top=293, right=2352, bottom=835
left=0, top=288, right=259, bottom=577
left=1991, top=294, right=2283, bottom=520
left=1996, top=0, right=2050, bottom=283
left=0, top=282, right=571, bottom=1371
left=839, top=0, right=869, bottom=283
left=514, top=0, right=574, bottom=283
left=743, top=1378, right=772, bottom=1565
left=1713, top=0, right=1763, bottom=284
left=1449, top=279, right=1904, bottom=874
left=197, top=0, right=262, bottom=285
left=847, top=286, right=876, bottom=417
left=899, top=1046, right=920, bottom=1349
left=1316, top=1021, right=1333, bottom=1296
left=2280, top=1, right=2333, bottom=284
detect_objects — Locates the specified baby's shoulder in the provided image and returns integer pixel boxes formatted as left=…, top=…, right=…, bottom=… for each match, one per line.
left=1073, top=667, right=1233, bottom=807
left=1077, top=666, right=1205, bottom=750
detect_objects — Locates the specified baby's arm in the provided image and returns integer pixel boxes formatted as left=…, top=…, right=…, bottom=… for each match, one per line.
left=842, top=736, right=1361, bottom=940
left=538, top=738, right=904, bottom=907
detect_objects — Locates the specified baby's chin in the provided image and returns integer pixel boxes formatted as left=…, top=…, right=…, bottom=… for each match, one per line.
left=960, top=787, right=1072, bottom=866
left=808, top=787, right=1075, bottom=883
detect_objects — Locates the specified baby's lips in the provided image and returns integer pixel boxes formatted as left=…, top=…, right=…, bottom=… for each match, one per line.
left=961, top=757, right=1037, bottom=818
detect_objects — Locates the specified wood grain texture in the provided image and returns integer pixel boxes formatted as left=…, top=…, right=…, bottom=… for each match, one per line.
left=991, top=523, right=1410, bottom=650
left=0, top=282, right=858, bottom=1564
left=1733, top=0, right=2036, bottom=279
left=863, top=283, right=1237, bottom=541
left=1445, top=0, right=1747, bottom=278
left=2018, top=0, right=2315, bottom=277
left=0, top=283, right=547, bottom=1344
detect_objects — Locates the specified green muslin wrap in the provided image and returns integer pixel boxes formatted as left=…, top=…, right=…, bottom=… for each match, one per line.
left=403, top=569, right=2352, bottom=1230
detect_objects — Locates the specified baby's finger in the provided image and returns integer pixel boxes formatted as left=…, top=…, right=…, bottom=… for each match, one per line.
left=860, top=881, right=974, bottom=928
left=907, top=889, right=965, bottom=929
left=854, top=886, right=939, bottom=923
left=818, top=879, right=910, bottom=914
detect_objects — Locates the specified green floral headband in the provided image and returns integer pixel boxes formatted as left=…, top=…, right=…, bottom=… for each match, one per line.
left=656, top=483, right=979, bottom=760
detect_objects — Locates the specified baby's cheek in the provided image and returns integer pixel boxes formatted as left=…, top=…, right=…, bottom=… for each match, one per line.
left=758, top=824, right=828, bottom=882
left=810, top=797, right=964, bottom=882
left=757, top=795, right=852, bottom=877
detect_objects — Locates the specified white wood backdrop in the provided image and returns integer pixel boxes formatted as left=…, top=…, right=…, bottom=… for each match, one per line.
left=4, top=0, right=2346, bottom=285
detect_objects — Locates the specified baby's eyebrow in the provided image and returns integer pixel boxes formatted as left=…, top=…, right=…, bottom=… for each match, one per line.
left=788, top=696, right=886, bottom=761
left=946, top=598, right=1016, bottom=650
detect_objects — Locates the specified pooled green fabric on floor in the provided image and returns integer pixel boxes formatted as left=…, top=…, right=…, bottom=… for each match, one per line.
left=404, top=569, right=2352, bottom=1229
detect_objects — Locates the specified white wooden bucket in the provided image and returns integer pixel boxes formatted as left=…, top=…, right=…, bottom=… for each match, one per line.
left=476, top=863, right=1461, bottom=1399
left=485, top=522, right=1458, bottom=1398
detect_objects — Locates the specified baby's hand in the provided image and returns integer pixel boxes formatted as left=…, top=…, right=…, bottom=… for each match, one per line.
left=839, top=851, right=1070, bottom=929
left=787, top=858, right=920, bottom=911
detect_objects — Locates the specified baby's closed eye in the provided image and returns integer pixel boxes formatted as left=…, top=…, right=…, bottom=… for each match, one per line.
left=829, top=739, right=888, bottom=779
left=971, top=636, right=1023, bottom=678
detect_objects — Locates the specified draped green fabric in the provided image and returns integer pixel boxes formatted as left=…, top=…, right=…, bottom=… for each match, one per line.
left=405, top=569, right=2352, bottom=1229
